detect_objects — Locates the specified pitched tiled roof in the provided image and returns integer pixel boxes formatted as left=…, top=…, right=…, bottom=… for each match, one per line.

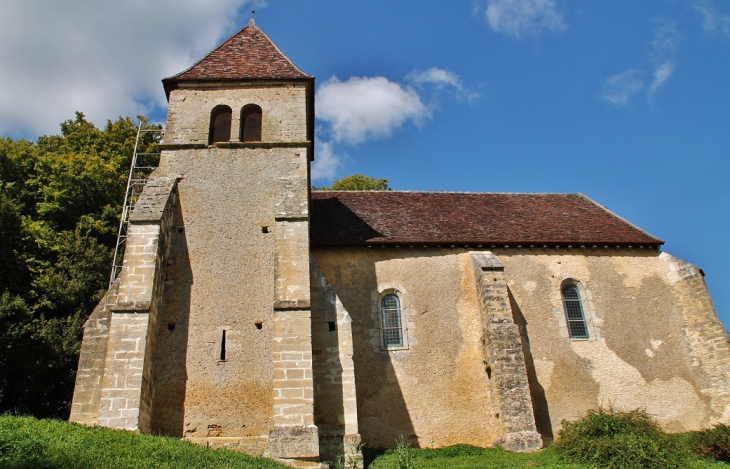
left=310, top=192, right=663, bottom=247
left=163, top=20, right=311, bottom=96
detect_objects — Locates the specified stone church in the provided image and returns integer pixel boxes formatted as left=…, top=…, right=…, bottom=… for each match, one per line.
left=69, top=19, right=730, bottom=466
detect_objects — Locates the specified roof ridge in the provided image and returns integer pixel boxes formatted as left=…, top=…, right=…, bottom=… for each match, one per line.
left=253, top=23, right=310, bottom=78
left=162, top=23, right=251, bottom=82
left=312, top=190, right=582, bottom=195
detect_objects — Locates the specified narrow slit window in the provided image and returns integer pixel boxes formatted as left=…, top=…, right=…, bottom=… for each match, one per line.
left=219, top=330, right=227, bottom=360
left=241, top=105, right=262, bottom=142
left=209, top=105, right=232, bottom=145
left=381, top=294, right=403, bottom=347
left=562, top=285, right=589, bottom=339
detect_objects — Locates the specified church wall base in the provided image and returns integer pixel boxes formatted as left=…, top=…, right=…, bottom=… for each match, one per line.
left=269, top=425, right=320, bottom=461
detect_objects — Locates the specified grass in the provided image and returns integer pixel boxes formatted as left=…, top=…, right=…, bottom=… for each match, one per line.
left=365, top=443, right=730, bottom=469
left=3, top=415, right=730, bottom=469
left=0, top=415, right=289, bottom=469
left=367, top=444, right=581, bottom=468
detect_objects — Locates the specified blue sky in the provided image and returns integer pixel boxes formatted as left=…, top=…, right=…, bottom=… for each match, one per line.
left=0, top=0, right=728, bottom=327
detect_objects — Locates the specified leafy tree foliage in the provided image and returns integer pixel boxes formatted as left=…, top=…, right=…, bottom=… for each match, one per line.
left=314, top=173, right=391, bottom=191
left=0, top=112, right=160, bottom=418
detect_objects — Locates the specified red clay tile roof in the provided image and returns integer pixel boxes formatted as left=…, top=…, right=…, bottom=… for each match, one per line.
left=163, top=20, right=310, bottom=96
left=310, top=192, right=663, bottom=247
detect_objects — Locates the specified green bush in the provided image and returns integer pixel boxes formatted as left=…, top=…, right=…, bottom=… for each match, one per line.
left=554, top=408, right=689, bottom=469
left=690, top=423, right=730, bottom=462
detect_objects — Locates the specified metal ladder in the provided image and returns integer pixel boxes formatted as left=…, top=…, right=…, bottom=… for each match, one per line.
left=109, top=123, right=163, bottom=286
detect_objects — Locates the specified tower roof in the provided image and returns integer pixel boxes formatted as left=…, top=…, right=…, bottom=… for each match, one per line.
left=162, top=19, right=311, bottom=98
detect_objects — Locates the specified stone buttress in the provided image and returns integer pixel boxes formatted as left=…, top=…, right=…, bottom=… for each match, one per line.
left=70, top=177, right=177, bottom=431
left=470, top=251, right=543, bottom=452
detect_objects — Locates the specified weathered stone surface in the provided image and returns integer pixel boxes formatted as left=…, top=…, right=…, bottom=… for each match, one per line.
left=269, top=425, right=320, bottom=460
left=312, top=248, right=502, bottom=449
left=164, top=85, right=309, bottom=146
left=128, top=177, right=177, bottom=223
left=69, top=280, right=119, bottom=425
left=471, top=252, right=542, bottom=452
left=311, top=259, right=361, bottom=464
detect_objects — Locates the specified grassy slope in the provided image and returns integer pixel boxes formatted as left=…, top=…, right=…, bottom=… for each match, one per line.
left=2, top=416, right=729, bottom=469
left=0, top=416, right=289, bottom=469
left=366, top=443, right=730, bottom=469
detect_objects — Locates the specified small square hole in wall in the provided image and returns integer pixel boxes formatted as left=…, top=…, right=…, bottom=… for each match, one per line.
left=255, top=322, right=263, bottom=330
left=261, top=226, right=269, bottom=234
left=176, top=226, right=184, bottom=233
left=167, top=323, right=176, bottom=332
left=328, top=321, right=336, bottom=332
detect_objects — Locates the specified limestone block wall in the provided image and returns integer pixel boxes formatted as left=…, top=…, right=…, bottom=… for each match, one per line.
left=312, top=247, right=730, bottom=449
left=311, top=248, right=501, bottom=449
left=311, top=259, right=361, bottom=464
left=150, top=144, right=314, bottom=458
left=492, top=248, right=730, bottom=437
left=69, top=280, right=119, bottom=425
left=660, top=253, right=730, bottom=422
left=71, top=178, right=177, bottom=432
left=165, top=85, right=308, bottom=145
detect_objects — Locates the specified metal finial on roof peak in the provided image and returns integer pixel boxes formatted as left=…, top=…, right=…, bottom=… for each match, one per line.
left=250, top=0, right=256, bottom=25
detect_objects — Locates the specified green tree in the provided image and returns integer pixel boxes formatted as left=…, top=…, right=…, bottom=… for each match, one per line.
left=0, top=112, right=160, bottom=418
left=314, top=173, right=391, bottom=191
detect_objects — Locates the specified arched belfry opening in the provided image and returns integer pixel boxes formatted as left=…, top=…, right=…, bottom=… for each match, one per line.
left=209, top=105, right=232, bottom=145
left=241, top=104, right=262, bottom=142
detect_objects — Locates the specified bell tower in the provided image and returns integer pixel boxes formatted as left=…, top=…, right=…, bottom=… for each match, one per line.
left=150, top=18, right=317, bottom=462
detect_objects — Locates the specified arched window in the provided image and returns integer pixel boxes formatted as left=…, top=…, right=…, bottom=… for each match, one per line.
left=562, top=285, right=589, bottom=339
left=209, top=105, right=232, bottom=145
left=381, top=294, right=403, bottom=347
left=241, top=104, right=262, bottom=142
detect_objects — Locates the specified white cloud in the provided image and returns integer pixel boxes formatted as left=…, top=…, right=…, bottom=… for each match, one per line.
left=649, top=60, right=674, bottom=96
left=311, top=141, right=341, bottom=181
left=316, top=76, right=428, bottom=144
left=602, top=69, right=645, bottom=107
left=0, top=0, right=255, bottom=137
left=408, top=68, right=462, bottom=88
left=407, top=67, right=480, bottom=101
left=483, top=0, right=566, bottom=39
left=694, top=0, right=730, bottom=38
left=602, top=20, right=680, bottom=107
left=650, top=20, right=680, bottom=60
left=648, top=20, right=680, bottom=100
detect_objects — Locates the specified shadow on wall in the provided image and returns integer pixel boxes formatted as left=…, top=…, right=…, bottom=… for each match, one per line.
left=336, top=257, right=416, bottom=449
left=311, top=271, right=347, bottom=461
left=150, top=201, right=193, bottom=437
left=509, top=289, right=553, bottom=444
